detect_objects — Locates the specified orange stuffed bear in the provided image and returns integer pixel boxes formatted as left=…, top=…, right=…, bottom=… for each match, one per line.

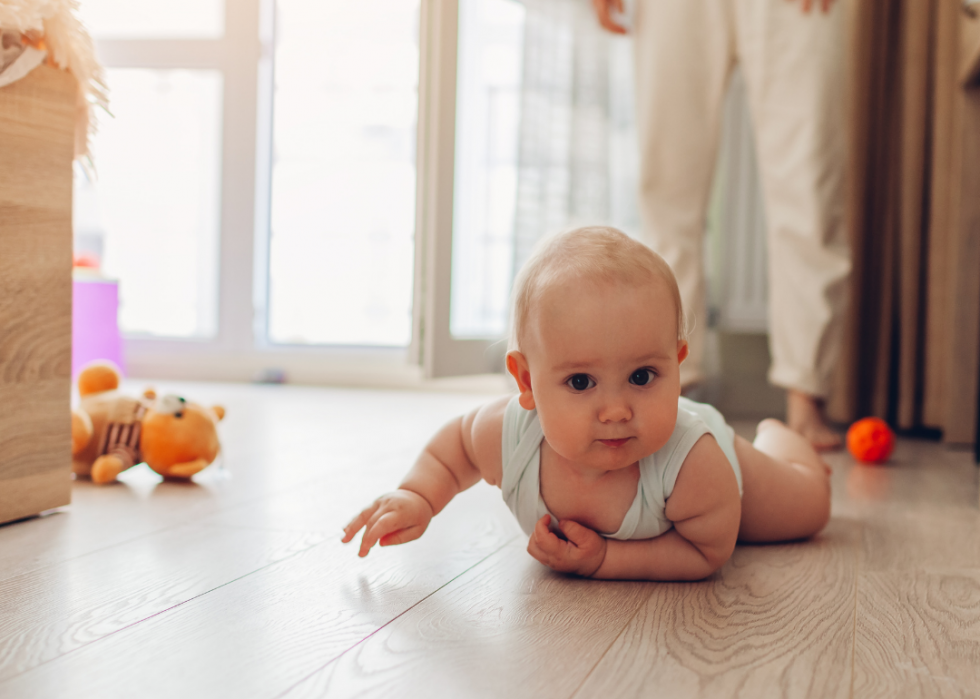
left=71, top=361, right=225, bottom=484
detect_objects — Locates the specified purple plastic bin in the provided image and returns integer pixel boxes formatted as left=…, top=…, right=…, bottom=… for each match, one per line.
left=72, top=277, right=124, bottom=378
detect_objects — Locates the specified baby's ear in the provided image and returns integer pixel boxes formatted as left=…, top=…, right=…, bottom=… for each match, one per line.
left=506, top=351, right=535, bottom=410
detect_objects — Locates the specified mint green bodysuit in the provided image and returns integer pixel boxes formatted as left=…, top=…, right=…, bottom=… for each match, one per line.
left=500, top=395, right=743, bottom=540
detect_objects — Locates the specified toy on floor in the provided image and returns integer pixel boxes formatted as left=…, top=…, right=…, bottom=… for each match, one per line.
left=71, top=361, right=225, bottom=484
left=846, top=417, right=894, bottom=464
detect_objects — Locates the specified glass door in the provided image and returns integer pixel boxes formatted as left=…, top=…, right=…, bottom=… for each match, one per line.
left=265, top=0, right=420, bottom=348
left=416, top=0, right=525, bottom=377
left=76, top=0, right=522, bottom=383
left=77, top=0, right=427, bottom=384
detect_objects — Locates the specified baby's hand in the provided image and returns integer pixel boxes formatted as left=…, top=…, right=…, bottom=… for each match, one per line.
left=342, top=489, right=434, bottom=557
left=526, top=515, right=607, bottom=577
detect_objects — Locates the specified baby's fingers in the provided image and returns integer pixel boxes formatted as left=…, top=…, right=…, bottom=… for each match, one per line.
left=533, top=516, right=565, bottom=556
left=359, top=511, right=404, bottom=557
left=528, top=533, right=577, bottom=573
left=527, top=535, right=553, bottom=566
left=558, top=520, right=596, bottom=548
left=342, top=502, right=380, bottom=543
left=379, top=524, right=424, bottom=547
left=534, top=515, right=556, bottom=539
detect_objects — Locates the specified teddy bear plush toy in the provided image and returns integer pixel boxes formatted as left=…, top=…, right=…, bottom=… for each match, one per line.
left=71, top=361, right=226, bottom=484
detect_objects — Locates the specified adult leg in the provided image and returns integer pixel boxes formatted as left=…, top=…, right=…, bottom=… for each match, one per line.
left=735, top=0, right=852, bottom=448
left=736, top=420, right=831, bottom=542
left=632, top=0, right=735, bottom=387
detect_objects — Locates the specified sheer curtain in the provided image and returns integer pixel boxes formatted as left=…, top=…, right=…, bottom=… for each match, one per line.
left=511, top=0, right=640, bottom=274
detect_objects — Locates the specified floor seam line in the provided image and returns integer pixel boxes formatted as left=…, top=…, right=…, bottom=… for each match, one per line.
left=849, top=523, right=862, bottom=699
left=272, top=536, right=520, bottom=699
left=567, top=584, right=656, bottom=699
left=0, top=472, right=332, bottom=586
left=0, top=530, right=334, bottom=686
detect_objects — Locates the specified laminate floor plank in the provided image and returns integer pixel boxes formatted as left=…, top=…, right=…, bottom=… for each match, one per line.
left=0, top=523, right=326, bottom=682
left=0, top=485, right=520, bottom=699
left=842, top=443, right=980, bottom=698
left=199, top=454, right=418, bottom=535
left=572, top=518, right=861, bottom=699
left=0, top=383, right=500, bottom=581
left=283, top=540, right=655, bottom=699
left=3, top=381, right=979, bottom=699
left=0, top=472, right=270, bottom=584
left=853, top=570, right=980, bottom=698
left=858, top=508, right=980, bottom=573
left=832, top=440, right=980, bottom=519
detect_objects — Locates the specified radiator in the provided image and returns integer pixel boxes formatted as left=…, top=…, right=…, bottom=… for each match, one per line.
left=708, top=67, right=770, bottom=333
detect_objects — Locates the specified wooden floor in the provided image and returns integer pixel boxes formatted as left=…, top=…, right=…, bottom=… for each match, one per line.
left=1, top=381, right=979, bottom=699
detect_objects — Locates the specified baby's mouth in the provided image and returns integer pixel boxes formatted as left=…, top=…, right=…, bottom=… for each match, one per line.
left=598, top=438, right=631, bottom=448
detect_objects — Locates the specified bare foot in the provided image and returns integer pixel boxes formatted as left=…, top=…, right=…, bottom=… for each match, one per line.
left=787, top=390, right=842, bottom=452
left=755, top=417, right=832, bottom=475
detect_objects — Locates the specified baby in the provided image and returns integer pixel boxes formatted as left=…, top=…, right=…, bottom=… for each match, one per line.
left=343, top=227, right=831, bottom=581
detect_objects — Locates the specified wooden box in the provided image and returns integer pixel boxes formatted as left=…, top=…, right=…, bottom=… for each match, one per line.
left=0, top=65, right=77, bottom=525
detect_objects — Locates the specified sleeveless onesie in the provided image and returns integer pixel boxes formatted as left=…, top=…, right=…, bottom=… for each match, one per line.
left=500, top=395, right=743, bottom=540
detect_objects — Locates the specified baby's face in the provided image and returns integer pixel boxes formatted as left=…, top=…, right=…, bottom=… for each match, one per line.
left=510, top=275, right=687, bottom=473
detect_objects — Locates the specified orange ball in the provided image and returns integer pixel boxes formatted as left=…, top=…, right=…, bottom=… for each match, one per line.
left=846, top=417, right=895, bottom=464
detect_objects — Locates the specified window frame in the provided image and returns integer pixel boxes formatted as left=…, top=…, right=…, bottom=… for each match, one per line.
left=92, top=0, right=497, bottom=386
left=414, top=0, right=505, bottom=378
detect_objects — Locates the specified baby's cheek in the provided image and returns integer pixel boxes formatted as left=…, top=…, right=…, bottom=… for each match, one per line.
left=538, top=413, right=586, bottom=456
left=646, top=405, right=678, bottom=449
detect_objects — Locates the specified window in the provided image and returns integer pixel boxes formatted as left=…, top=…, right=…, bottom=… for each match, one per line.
left=75, top=0, right=521, bottom=383
left=450, top=0, right=524, bottom=339
left=79, top=0, right=224, bottom=39
left=75, top=68, right=222, bottom=338
left=267, top=0, right=420, bottom=347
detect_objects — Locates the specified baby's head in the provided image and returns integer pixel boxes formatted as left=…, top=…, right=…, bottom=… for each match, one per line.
left=506, top=226, right=689, bottom=471
left=509, top=226, right=686, bottom=354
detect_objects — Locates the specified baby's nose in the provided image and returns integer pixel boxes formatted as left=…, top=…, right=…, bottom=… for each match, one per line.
left=598, top=396, right=632, bottom=423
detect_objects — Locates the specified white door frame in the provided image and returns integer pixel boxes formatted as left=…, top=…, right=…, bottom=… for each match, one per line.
left=413, top=0, right=504, bottom=379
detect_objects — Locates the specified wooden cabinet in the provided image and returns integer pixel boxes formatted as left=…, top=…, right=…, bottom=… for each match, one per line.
left=0, top=65, right=77, bottom=525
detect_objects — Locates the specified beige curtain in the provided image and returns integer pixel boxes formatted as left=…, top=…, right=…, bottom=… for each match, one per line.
left=830, top=0, right=980, bottom=447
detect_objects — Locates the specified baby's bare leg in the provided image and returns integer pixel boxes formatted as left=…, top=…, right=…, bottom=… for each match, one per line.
left=736, top=419, right=832, bottom=543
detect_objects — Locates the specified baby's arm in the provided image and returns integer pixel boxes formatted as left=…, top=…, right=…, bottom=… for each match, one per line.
left=527, top=434, right=741, bottom=581
left=598, top=435, right=741, bottom=580
left=342, top=396, right=507, bottom=557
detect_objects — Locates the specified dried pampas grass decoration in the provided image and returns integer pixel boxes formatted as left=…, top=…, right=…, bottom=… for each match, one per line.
left=0, top=0, right=108, bottom=161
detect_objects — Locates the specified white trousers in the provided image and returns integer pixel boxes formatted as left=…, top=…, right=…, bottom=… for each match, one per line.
left=632, top=0, right=851, bottom=397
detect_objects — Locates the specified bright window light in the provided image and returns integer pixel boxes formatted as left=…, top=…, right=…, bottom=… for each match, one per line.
left=77, top=0, right=225, bottom=39
left=267, top=0, right=420, bottom=347
left=450, top=0, right=525, bottom=339
left=74, top=68, right=223, bottom=339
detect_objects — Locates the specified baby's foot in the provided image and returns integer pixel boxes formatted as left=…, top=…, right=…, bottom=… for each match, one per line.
left=755, top=417, right=832, bottom=475
left=787, top=390, right=842, bottom=452
left=756, top=418, right=786, bottom=435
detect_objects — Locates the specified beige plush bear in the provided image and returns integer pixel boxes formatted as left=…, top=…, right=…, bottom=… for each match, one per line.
left=71, top=361, right=225, bottom=484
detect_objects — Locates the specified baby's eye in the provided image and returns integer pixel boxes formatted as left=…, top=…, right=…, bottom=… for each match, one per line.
left=566, top=374, right=595, bottom=391
left=629, top=368, right=656, bottom=386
